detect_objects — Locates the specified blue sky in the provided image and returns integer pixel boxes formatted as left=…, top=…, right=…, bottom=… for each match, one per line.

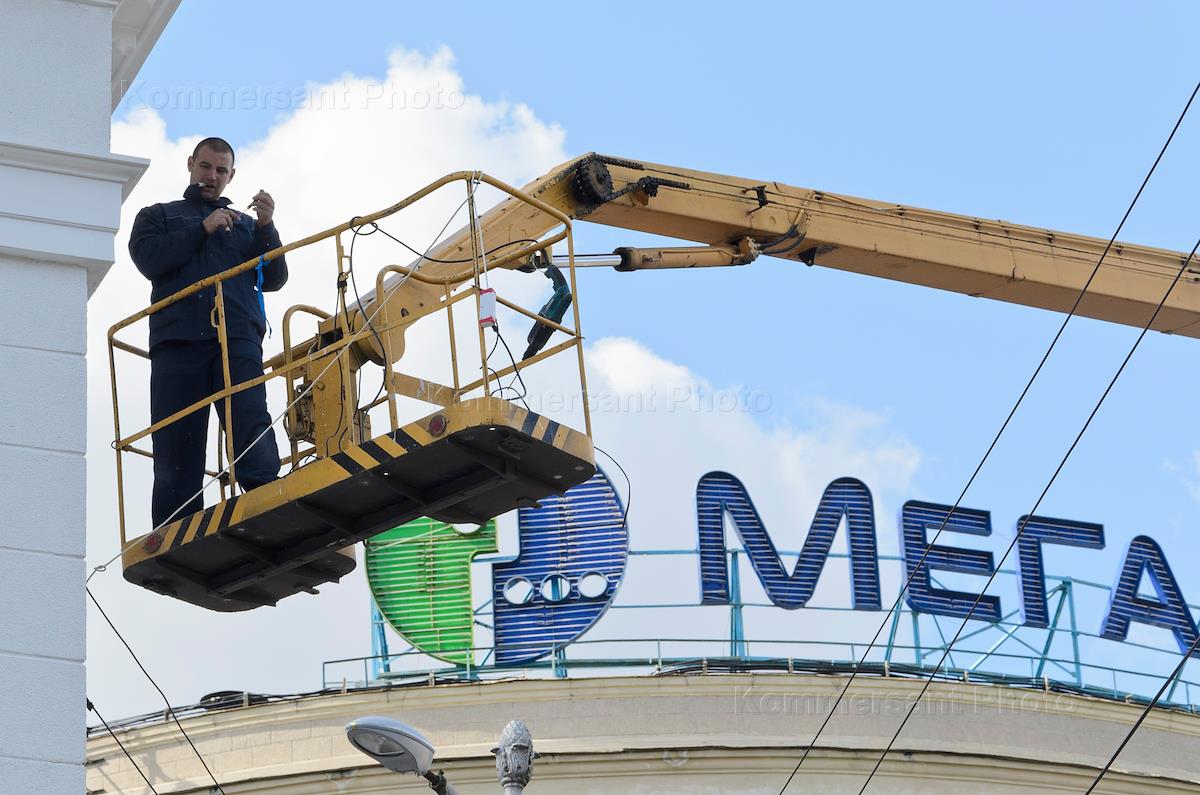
left=96, top=1, right=1200, bottom=713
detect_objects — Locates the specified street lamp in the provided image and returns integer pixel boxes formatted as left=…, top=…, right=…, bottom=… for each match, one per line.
left=346, top=716, right=536, bottom=794
left=345, top=716, right=458, bottom=794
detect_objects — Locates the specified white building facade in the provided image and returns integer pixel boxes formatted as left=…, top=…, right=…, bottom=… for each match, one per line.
left=0, top=1, right=178, bottom=791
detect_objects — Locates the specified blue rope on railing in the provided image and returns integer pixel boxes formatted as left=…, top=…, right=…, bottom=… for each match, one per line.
left=254, top=255, right=272, bottom=338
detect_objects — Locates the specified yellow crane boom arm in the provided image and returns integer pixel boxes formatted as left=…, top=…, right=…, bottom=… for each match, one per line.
left=366, top=153, right=1200, bottom=341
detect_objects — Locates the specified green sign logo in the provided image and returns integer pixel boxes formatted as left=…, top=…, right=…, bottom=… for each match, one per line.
left=366, top=470, right=629, bottom=666
left=366, top=518, right=497, bottom=665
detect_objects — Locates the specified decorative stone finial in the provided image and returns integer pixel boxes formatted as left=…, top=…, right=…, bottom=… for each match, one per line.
left=491, top=719, right=534, bottom=792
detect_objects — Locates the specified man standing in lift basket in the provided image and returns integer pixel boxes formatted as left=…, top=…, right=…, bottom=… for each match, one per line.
left=129, top=137, right=288, bottom=529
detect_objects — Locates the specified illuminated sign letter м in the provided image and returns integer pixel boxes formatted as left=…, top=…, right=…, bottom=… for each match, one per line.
left=697, top=473, right=882, bottom=610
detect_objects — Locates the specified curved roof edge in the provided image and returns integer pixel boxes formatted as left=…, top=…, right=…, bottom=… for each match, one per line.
left=86, top=673, right=1200, bottom=794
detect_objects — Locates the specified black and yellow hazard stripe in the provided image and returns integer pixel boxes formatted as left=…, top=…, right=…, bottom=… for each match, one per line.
left=122, top=396, right=594, bottom=571
left=515, top=409, right=567, bottom=448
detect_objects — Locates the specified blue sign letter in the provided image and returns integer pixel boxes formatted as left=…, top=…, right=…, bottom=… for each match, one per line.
left=491, top=469, right=628, bottom=665
left=901, top=501, right=1001, bottom=622
left=1015, top=515, right=1105, bottom=628
left=697, top=472, right=881, bottom=610
left=1101, top=535, right=1199, bottom=657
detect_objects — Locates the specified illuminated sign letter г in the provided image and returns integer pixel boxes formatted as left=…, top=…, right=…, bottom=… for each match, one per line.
left=1015, top=515, right=1104, bottom=628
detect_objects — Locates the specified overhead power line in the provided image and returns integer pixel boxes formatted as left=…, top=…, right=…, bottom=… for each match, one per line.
left=86, top=587, right=227, bottom=795
left=856, top=231, right=1200, bottom=794
left=775, top=76, right=1200, bottom=795
left=87, top=697, right=160, bottom=794
left=1083, top=630, right=1200, bottom=792
left=82, top=195, right=532, bottom=793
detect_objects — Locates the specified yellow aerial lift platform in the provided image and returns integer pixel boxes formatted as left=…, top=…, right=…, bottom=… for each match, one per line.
left=109, top=155, right=1200, bottom=611
left=121, top=398, right=592, bottom=611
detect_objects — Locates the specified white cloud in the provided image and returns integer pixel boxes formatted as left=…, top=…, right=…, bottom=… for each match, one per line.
left=514, top=337, right=920, bottom=648
left=87, top=46, right=568, bottom=718
left=577, top=337, right=919, bottom=550
left=87, top=48, right=921, bottom=720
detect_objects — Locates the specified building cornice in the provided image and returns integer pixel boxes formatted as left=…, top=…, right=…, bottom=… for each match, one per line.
left=0, top=140, right=149, bottom=293
left=111, top=0, right=181, bottom=110
left=0, top=140, right=148, bottom=200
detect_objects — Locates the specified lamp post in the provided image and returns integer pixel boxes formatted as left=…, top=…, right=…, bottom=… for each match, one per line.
left=346, top=716, right=536, bottom=793
left=491, top=720, right=535, bottom=795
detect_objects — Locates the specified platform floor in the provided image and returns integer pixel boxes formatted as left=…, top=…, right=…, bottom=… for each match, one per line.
left=122, top=398, right=594, bottom=611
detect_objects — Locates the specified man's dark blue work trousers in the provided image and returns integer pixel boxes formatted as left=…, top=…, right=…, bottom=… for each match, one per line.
left=150, top=339, right=280, bottom=528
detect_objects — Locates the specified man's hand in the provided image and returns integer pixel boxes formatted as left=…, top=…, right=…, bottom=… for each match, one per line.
left=202, top=208, right=239, bottom=235
left=249, top=189, right=275, bottom=228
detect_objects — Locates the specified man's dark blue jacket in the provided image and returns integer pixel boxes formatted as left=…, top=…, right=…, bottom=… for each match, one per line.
left=129, top=184, right=288, bottom=349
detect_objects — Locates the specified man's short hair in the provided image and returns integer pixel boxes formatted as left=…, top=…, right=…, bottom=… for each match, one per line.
left=192, top=137, right=235, bottom=164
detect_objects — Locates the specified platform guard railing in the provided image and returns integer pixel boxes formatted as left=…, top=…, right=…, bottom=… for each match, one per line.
left=108, top=171, right=589, bottom=548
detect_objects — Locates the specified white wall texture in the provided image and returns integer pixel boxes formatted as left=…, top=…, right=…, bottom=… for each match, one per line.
left=0, top=1, right=161, bottom=791
left=3, top=0, right=113, bottom=153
